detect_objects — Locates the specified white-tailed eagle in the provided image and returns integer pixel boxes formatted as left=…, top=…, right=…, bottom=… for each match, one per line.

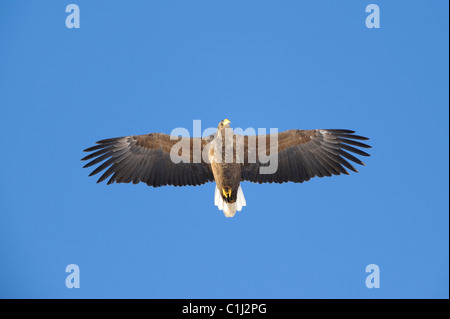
left=82, top=119, right=371, bottom=217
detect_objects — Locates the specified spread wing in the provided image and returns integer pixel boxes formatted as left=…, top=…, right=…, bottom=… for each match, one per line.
left=82, top=133, right=214, bottom=187
left=241, top=129, right=371, bottom=183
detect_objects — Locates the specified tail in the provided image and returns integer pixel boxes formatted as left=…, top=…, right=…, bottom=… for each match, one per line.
left=214, top=185, right=246, bottom=218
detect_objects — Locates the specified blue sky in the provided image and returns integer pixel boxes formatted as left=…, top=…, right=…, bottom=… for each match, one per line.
left=0, top=0, right=448, bottom=298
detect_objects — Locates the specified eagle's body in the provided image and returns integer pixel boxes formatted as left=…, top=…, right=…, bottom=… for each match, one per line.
left=208, top=124, right=245, bottom=216
left=82, top=119, right=371, bottom=217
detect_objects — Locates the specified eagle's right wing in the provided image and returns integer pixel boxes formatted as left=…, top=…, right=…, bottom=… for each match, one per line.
left=82, top=133, right=215, bottom=187
left=241, top=129, right=371, bottom=184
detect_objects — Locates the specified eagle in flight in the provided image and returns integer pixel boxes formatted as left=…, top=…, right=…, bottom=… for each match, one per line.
left=82, top=119, right=371, bottom=217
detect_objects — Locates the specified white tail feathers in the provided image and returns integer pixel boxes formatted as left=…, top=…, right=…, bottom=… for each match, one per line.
left=214, top=185, right=246, bottom=218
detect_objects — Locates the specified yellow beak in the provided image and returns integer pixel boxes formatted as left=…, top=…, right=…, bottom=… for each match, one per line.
left=223, top=119, right=231, bottom=126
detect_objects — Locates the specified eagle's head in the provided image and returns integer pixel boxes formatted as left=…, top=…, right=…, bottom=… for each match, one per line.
left=218, top=119, right=231, bottom=130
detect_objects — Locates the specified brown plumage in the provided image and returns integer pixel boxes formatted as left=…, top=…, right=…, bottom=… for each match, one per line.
left=82, top=119, right=371, bottom=217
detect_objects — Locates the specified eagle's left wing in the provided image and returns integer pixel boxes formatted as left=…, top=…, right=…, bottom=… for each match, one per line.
left=241, top=129, right=371, bottom=184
